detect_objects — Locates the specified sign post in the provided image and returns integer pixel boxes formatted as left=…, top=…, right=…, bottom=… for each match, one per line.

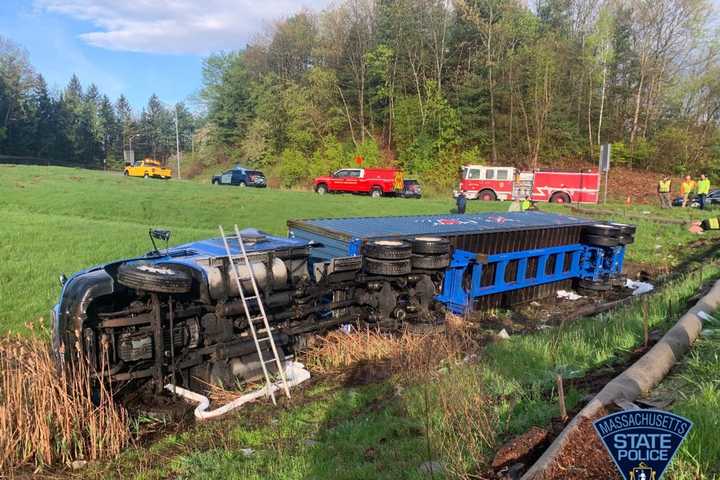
left=600, top=143, right=611, bottom=204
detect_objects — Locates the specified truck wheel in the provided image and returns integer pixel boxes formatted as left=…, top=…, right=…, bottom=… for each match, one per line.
left=362, top=240, right=412, bottom=260
left=371, top=188, right=383, bottom=199
left=144, top=173, right=149, bottom=179
left=581, top=233, right=620, bottom=247
left=117, top=261, right=192, bottom=294
left=316, top=184, right=328, bottom=195
left=238, top=181, right=246, bottom=188
left=124, top=171, right=129, bottom=176
left=412, top=236, right=450, bottom=255
left=364, top=258, right=412, bottom=276
left=411, top=253, right=451, bottom=270
left=582, top=223, right=622, bottom=237
left=550, top=192, right=571, bottom=204
left=479, top=189, right=496, bottom=201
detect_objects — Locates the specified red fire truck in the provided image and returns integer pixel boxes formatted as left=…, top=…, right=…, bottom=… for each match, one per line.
left=456, top=165, right=600, bottom=204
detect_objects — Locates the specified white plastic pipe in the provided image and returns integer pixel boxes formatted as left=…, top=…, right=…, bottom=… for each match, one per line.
left=165, top=361, right=311, bottom=420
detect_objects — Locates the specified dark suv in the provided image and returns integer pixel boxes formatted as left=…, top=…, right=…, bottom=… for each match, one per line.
left=400, top=179, right=422, bottom=198
left=212, top=166, right=267, bottom=188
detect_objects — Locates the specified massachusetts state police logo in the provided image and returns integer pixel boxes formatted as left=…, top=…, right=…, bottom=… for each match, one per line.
left=593, top=409, right=692, bottom=480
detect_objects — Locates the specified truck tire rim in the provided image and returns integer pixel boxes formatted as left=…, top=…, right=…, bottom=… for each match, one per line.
left=375, top=240, right=404, bottom=246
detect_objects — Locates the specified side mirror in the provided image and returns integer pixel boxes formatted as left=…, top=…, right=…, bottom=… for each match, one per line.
left=150, top=228, right=171, bottom=242
left=149, top=228, right=171, bottom=255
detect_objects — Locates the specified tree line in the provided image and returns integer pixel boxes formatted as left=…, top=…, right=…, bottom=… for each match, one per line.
left=197, top=0, right=720, bottom=189
left=3, top=1, right=720, bottom=188
left=0, top=35, right=194, bottom=169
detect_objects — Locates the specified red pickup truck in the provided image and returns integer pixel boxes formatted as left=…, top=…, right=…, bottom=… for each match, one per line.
left=314, top=168, right=404, bottom=198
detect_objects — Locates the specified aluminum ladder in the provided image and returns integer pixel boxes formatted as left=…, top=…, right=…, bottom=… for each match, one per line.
left=218, top=225, right=291, bottom=405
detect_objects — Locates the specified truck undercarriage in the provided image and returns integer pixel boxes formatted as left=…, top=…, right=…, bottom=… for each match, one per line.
left=53, top=213, right=633, bottom=400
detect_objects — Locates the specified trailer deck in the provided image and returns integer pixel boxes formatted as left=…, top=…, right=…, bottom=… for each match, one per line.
left=288, top=212, right=591, bottom=241
left=288, top=212, right=620, bottom=313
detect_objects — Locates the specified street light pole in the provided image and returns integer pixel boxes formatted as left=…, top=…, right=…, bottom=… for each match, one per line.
left=174, top=106, right=181, bottom=180
left=129, top=134, right=140, bottom=151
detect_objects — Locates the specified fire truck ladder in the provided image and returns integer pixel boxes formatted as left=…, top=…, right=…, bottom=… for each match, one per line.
left=218, top=225, right=291, bottom=405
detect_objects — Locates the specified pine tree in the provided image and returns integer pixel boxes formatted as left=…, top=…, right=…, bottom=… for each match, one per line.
left=33, top=74, right=55, bottom=158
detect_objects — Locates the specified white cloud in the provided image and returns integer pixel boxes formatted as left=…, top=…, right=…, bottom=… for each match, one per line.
left=35, top=0, right=332, bottom=55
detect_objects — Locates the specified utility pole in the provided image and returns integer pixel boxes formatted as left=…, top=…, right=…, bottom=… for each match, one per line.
left=174, top=106, right=181, bottom=180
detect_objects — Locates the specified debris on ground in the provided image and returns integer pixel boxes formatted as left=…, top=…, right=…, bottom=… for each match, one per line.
left=497, top=328, right=511, bottom=340
left=689, top=221, right=704, bottom=234
left=166, top=361, right=311, bottom=420
left=240, top=448, right=254, bottom=457
left=625, top=278, right=654, bottom=296
left=492, top=426, right=549, bottom=470
left=556, top=289, right=582, bottom=301
left=418, top=461, right=445, bottom=475
left=70, top=460, right=88, bottom=470
left=504, top=462, right=525, bottom=479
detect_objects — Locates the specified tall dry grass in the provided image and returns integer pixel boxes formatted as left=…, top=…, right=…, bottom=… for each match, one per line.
left=0, top=325, right=130, bottom=473
left=303, top=319, right=475, bottom=379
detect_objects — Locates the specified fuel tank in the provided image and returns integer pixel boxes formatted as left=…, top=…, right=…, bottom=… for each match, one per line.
left=198, top=256, right=291, bottom=299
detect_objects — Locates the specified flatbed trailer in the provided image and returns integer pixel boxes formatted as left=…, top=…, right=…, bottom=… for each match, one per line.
left=289, top=212, right=628, bottom=313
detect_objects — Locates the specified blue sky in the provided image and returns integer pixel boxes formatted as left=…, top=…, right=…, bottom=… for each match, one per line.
left=0, top=0, right=331, bottom=111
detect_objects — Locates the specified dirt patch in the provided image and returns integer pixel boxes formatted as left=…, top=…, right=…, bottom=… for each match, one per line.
left=492, top=426, right=550, bottom=469
left=541, top=409, right=621, bottom=480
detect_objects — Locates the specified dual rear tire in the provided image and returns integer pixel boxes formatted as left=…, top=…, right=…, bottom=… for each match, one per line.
left=581, top=222, right=636, bottom=247
left=362, top=237, right=451, bottom=275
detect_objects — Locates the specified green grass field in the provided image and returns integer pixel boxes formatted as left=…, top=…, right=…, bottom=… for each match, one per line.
left=3, top=164, right=720, bottom=478
left=1, top=164, right=715, bottom=335
left=657, top=315, right=720, bottom=479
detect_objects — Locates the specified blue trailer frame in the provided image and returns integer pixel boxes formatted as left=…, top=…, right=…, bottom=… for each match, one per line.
left=288, top=212, right=628, bottom=313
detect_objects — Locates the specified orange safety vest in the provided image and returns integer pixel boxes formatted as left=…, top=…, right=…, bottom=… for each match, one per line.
left=681, top=180, right=695, bottom=195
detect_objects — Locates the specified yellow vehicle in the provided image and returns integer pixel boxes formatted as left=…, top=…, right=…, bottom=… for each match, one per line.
left=124, top=159, right=172, bottom=179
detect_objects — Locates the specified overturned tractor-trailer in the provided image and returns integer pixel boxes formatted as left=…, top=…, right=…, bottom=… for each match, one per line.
left=52, top=212, right=634, bottom=396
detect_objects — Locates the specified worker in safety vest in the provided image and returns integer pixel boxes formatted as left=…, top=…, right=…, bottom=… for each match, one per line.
left=520, top=197, right=531, bottom=211
left=658, top=176, right=672, bottom=209
left=697, top=174, right=711, bottom=210
left=681, top=175, right=696, bottom=208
